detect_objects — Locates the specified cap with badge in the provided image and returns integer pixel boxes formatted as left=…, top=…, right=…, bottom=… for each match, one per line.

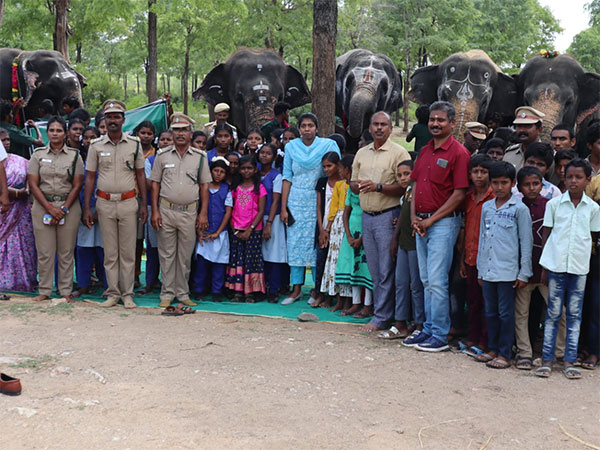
left=513, top=106, right=545, bottom=125
left=465, top=122, right=489, bottom=140
left=214, top=103, right=230, bottom=114
left=102, top=99, right=126, bottom=114
left=169, top=112, right=195, bottom=129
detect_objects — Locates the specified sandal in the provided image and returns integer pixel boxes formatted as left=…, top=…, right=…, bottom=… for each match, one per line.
left=535, top=364, right=552, bottom=378
left=563, top=366, right=582, bottom=379
left=581, top=355, right=598, bottom=370
left=377, top=326, right=407, bottom=340
left=450, top=340, right=468, bottom=353
left=486, top=357, right=511, bottom=369
left=231, top=294, right=244, bottom=303
left=175, top=305, right=196, bottom=315
left=463, top=345, right=484, bottom=358
left=515, top=357, right=533, bottom=370
left=353, top=309, right=372, bottom=319
left=161, top=306, right=184, bottom=316
left=475, top=352, right=495, bottom=363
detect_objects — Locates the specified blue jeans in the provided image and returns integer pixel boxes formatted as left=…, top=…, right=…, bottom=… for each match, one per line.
left=416, top=215, right=461, bottom=342
left=395, top=248, right=424, bottom=324
left=75, top=246, right=107, bottom=289
left=543, top=271, right=587, bottom=363
left=481, top=281, right=515, bottom=359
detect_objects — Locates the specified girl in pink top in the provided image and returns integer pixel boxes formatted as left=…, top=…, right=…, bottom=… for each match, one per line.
left=225, top=155, right=267, bottom=301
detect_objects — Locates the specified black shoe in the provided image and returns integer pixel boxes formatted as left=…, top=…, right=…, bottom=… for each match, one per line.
left=267, top=293, right=279, bottom=304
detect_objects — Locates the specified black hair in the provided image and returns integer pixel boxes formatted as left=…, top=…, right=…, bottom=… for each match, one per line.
left=209, top=158, right=230, bottom=174
left=232, top=154, right=261, bottom=194
left=492, top=127, right=517, bottom=147
left=327, top=133, right=346, bottom=152
left=271, top=127, right=284, bottom=141
left=398, top=159, right=413, bottom=169
left=283, top=127, right=300, bottom=138
left=214, top=122, right=234, bottom=137
left=40, top=99, right=54, bottom=114
left=524, top=142, right=554, bottom=168
left=487, top=112, right=503, bottom=124
left=67, top=118, right=85, bottom=130
left=47, top=116, right=68, bottom=133
left=340, top=153, right=354, bottom=169
left=61, top=96, right=81, bottom=109
left=565, top=158, right=592, bottom=178
left=68, top=107, right=91, bottom=123
left=554, top=148, right=577, bottom=165
left=246, top=129, right=264, bottom=141
left=489, top=161, right=516, bottom=181
left=517, top=166, right=543, bottom=185
left=0, top=127, right=8, bottom=136
left=192, top=130, right=207, bottom=141
left=429, top=101, right=456, bottom=122
left=0, top=100, right=13, bottom=121
left=82, top=126, right=100, bottom=138
left=484, top=138, right=505, bottom=153
left=552, top=123, right=575, bottom=140
left=133, top=120, right=156, bottom=135
left=322, top=151, right=340, bottom=164
left=225, top=151, right=240, bottom=164
left=298, top=112, right=318, bottom=128
left=586, top=122, right=600, bottom=146
left=469, top=153, right=493, bottom=171
left=415, top=104, right=430, bottom=124
left=274, top=102, right=291, bottom=116
left=260, top=143, right=277, bottom=158
left=157, top=129, right=172, bottom=141
left=94, top=111, right=105, bottom=124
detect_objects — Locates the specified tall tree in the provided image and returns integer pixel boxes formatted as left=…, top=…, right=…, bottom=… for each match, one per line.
left=312, top=0, right=337, bottom=136
left=146, top=0, right=158, bottom=102
left=0, top=0, right=5, bottom=29
left=52, top=0, right=71, bottom=61
left=568, top=27, right=600, bottom=73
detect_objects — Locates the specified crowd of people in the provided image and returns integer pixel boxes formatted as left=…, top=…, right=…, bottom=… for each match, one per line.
left=0, top=95, right=599, bottom=381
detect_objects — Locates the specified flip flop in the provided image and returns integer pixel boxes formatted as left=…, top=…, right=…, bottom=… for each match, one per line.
left=377, top=326, right=407, bottom=340
left=475, top=352, right=495, bottom=363
left=486, top=357, right=511, bottom=369
left=161, top=306, right=183, bottom=316
left=535, top=364, right=552, bottom=378
left=581, top=359, right=598, bottom=370
left=563, top=366, right=582, bottom=379
left=175, top=305, right=196, bottom=314
left=516, top=357, right=533, bottom=370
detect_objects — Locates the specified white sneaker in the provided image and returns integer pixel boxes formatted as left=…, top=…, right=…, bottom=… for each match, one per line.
left=281, top=294, right=302, bottom=305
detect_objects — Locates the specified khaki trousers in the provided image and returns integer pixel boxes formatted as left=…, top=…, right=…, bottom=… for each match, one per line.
left=157, top=206, right=197, bottom=302
left=515, top=282, right=566, bottom=359
left=96, top=196, right=138, bottom=299
left=32, top=200, right=81, bottom=297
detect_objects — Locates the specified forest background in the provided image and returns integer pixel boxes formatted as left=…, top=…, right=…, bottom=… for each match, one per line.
left=0, top=0, right=599, bottom=130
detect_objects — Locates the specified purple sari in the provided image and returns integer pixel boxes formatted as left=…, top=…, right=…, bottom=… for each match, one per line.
left=0, top=154, right=37, bottom=291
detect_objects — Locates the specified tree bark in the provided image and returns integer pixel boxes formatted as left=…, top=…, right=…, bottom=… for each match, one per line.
left=311, top=0, right=337, bottom=137
left=0, top=0, right=6, bottom=30
left=146, top=0, right=158, bottom=102
left=123, top=73, right=128, bottom=101
left=183, top=36, right=191, bottom=115
left=75, top=42, right=82, bottom=63
left=53, top=0, right=71, bottom=62
left=403, top=50, right=411, bottom=133
left=136, top=73, right=140, bottom=94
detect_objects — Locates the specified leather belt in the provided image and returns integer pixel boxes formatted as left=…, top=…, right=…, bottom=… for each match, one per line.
left=363, top=206, right=398, bottom=217
left=44, top=193, right=68, bottom=202
left=416, top=211, right=462, bottom=219
left=160, top=197, right=198, bottom=212
left=96, top=189, right=137, bottom=201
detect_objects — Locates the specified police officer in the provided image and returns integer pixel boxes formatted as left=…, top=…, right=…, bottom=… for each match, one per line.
left=150, top=113, right=210, bottom=308
left=28, top=116, right=84, bottom=302
left=203, top=103, right=238, bottom=145
left=503, top=106, right=545, bottom=171
left=463, top=121, right=489, bottom=154
left=83, top=100, right=147, bottom=308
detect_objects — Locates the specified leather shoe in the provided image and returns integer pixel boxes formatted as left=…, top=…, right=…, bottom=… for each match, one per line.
left=0, top=373, right=22, bottom=396
left=99, top=296, right=120, bottom=308
left=179, top=298, right=197, bottom=307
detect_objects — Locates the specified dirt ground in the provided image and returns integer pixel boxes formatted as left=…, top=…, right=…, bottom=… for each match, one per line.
left=1, top=296, right=598, bottom=450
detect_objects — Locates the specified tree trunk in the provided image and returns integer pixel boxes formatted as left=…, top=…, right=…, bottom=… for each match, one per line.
left=75, top=42, right=82, bottom=63
left=167, top=74, right=171, bottom=93
left=311, top=0, right=337, bottom=137
left=403, top=51, right=411, bottom=133
left=53, top=0, right=71, bottom=62
left=0, top=0, right=5, bottom=29
left=123, top=73, right=128, bottom=101
left=136, top=73, right=140, bottom=94
left=146, top=0, right=158, bottom=102
left=161, top=74, right=166, bottom=93
left=183, top=38, right=190, bottom=115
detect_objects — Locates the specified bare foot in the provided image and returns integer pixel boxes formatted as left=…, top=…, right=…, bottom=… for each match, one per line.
left=63, top=295, right=75, bottom=303
left=320, top=299, right=332, bottom=308
left=329, top=299, right=344, bottom=312
left=341, top=304, right=361, bottom=316
left=358, top=323, right=383, bottom=333
left=354, top=306, right=373, bottom=318
left=32, top=294, right=50, bottom=302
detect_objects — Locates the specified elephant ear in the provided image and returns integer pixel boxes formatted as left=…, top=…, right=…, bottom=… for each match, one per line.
left=285, top=65, right=311, bottom=108
left=20, top=56, right=42, bottom=107
left=75, top=69, right=87, bottom=88
left=193, top=64, right=228, bottom=104
left=407, top=65, right=438, bottom=104
left=486, top=73, right=518, bottom=125
left=386, top=69, right=403, bottom=111
left=577, top=72, right=600, bottom=126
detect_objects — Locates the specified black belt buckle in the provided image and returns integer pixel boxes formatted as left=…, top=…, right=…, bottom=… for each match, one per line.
left=416, top=212, right=432, bottom=219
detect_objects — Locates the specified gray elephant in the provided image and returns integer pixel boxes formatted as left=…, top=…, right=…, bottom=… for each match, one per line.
left=335, top=49, right=403, bottom=140
left=193, top=49, right=311, bottom=136
left=0, top=48, right=86, bottom=120
left=515, top=53, right=600, bottom=154
left=408, top=50, right=517, bottom=142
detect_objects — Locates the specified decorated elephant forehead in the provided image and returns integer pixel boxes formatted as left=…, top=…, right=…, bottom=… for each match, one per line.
left=442, top=66, right=491, bottom=90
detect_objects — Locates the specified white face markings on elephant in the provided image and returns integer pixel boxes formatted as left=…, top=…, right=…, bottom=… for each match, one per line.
left=208, top=84, right=224, bottom=96
left=252, top=81, right=270, bottom=104
left=257, top=64, right=263, bottom=72
left=346, top=65, right=390, bottom=100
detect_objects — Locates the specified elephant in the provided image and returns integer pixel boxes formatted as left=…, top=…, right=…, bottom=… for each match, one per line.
left=408, top=50, right=517, bottom=142
left=0, top=48, right=86, bottom=120
left=193, top=48, right=311, bottom=136
left=335, top=49, right=403, bottom=140
left=514, top=54, right=600, bottom=154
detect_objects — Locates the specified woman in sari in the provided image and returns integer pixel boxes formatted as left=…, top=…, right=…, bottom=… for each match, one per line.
left=0, top=129, right=37, bottom=292
left=280, top=113, right=340, bottom=305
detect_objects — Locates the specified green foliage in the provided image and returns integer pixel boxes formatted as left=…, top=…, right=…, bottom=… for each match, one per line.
left=568, top=26, right=600, bottom=73
left=587, top=0, right=600, bottom=26
left=80, top=70, right=123, bottom=113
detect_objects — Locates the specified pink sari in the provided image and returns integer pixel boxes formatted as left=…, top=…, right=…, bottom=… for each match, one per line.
left=0, top=154, right=37, bottom=291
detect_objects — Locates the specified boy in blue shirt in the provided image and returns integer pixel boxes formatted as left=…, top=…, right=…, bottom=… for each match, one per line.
left=476, top=161, right=533, bottom=369
left=536, top=159, right=600, bottom=379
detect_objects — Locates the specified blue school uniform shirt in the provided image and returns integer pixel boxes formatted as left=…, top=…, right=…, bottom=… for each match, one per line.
left=477, top=194, right=533, bottom=282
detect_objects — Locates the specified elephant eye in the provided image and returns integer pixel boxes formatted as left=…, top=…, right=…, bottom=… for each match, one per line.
left=483, top=72, right=490, bottom=79
left=449, top=66, right=455, bottom=73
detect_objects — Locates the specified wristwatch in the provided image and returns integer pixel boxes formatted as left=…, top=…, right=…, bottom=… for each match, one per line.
left=60, top=206, right=70, bottom=214
left=376, top=183, right=383, bottom=192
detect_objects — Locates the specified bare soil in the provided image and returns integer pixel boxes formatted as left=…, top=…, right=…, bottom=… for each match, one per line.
left=1, top=296, right=598, bottom=449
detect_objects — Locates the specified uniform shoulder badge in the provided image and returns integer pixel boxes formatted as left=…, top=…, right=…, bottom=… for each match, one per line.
left=156, top=145, right=173, bottom=155
left=90, top=136, right=103, bottom=144
left=128, top=135, right=140, bottom=142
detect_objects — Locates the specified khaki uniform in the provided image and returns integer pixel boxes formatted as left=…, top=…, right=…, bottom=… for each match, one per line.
left=86, top=134, right=145, bottom=300
left=29, top=146, right=84, bottom=296
left=503, top=143, right=525, bottom=172
left=150, top=145, right=211, bottom=302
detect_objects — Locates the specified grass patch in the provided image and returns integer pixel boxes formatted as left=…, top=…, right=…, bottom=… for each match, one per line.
left=43, top=302, right=75, bottom=316
left=9, top=354, right=54, bottom=371
left=0, top=302, right=43, bottom=318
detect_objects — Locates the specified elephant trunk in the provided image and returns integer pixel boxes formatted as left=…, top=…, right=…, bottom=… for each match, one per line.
left=530, top=93, right=561, bottom=143
left=348, top=87, right=376, bottom=138
left=245, top=96, right=276, bottom=133
left=449, top=99, right=480, bottom=143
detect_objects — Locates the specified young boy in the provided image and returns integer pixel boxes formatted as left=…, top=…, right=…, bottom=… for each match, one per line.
left=516, top=142, right=561, bottom=199
left=536, top=159, right=600, bottom=379
left=554, top=148, right=577, bottom=193
left=476, top=161, right=533, bottom=369
left=458, top=154, right=494, bottom=357
left=482, top=138, right=505, bottom=162
left=513, top=166, right=566, bottom=370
